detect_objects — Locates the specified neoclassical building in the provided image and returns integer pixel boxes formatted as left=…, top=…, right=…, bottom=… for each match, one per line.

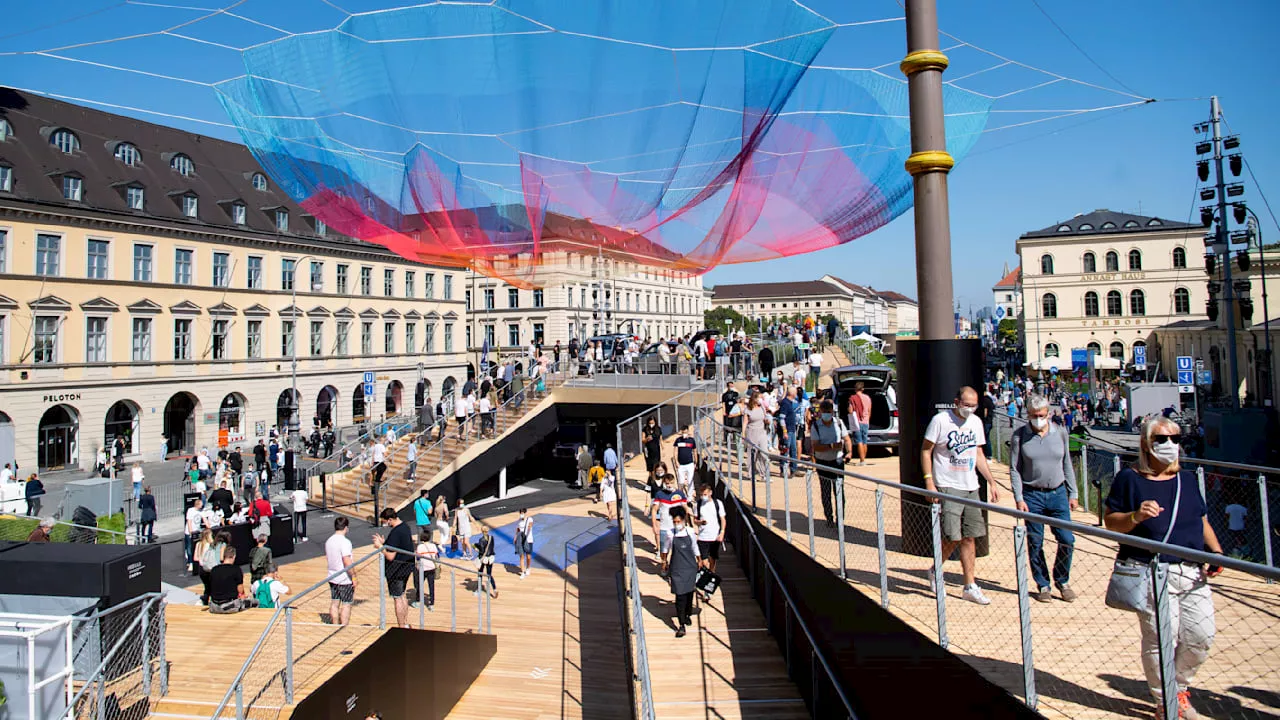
left=0, top=89, right=467, bottom=471
left=1017, top=209, right=1207, bottom=372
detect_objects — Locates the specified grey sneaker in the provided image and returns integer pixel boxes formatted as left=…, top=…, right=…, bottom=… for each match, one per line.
left=1058, top=584, right=1078, bottom=602
left=1033, top=588, right=1053, bottom=603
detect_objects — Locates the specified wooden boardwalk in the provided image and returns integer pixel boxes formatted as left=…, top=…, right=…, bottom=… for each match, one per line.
left=702, top=417, right=1280, bottom=720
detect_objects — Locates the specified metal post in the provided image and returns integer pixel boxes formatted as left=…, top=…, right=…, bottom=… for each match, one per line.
left=158, top=602, right=168, bottom=695
left=1260, top=474, right=1274, bottom=577
left=1197, top=466, right=1207, bottom=503
left=284, top=605, right=295, bottom=704
left=805, top=470, right=816, bottom=559
left=1078, top=441, right=1090, bottom=515
left=836, top=476, right=847, bottom=580
left=930, top=502, right=948, bottom=649
left=1151, top=561, right=1178, bottom=720
left=876, top=487, right=889, bottom=610
left=784, top=465, right=792, bottom=544
left=378, top=553, right=387, bottom=630
left=1013, top=525, right=1038, bottom=708
left=450, top=567, right=457, bottom=632
left=141, top=601, right=152, bottom=696
left=1210, top=96, right=1240, bottom=409
left=235, top=681, right=244, bottom=720
left=419, top=566, right=427, bottom=628
left=902, top=0, right=957, bottom=339
left=737, top=434, right=745, bottom=500
left=765, top=452, right=773, bottom=526
left=476, top=568, right=483, bottom=626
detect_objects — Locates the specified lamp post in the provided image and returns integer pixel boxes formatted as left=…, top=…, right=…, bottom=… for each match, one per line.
left=289, top=255, right=322, bottom=448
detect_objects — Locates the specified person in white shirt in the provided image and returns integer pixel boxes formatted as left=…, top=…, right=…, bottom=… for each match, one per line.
left=201, top=502, right=222, bottom=532
left=385, top=426, right=397, bottom=445
left=291, top=486, right=308, bottom=542
left=793, top=361, right=808, bottom=391
left=693, top=484, right=726, bottom=574
left=405, top=439, right=418, bottom=483
left=455, top=393, right=468, bottom=440
left=131, top=463, right=145, bottom=501
left=184, top=498, right=204, bottom=573
left=325, top=516, right=356, bottom=625
left=370, top=440, right=388, bottom=485
left=477, top=394, right=493, bottom=438
left=807, top=349, right=823, bottom=391
left=921, top=386, right=1000, bottom=606
left=251, top=564, right=290, bottom=608
left=0, top=463, right=13, bottom=484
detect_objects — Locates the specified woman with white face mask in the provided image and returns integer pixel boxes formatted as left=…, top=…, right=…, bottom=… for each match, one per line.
left=1104, top=417, right=1225, bottom=720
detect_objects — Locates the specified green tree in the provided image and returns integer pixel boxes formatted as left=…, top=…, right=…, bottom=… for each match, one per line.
left=997, top=318, right=1018, bottom=347
left=704, top=306, right=748, bottom=333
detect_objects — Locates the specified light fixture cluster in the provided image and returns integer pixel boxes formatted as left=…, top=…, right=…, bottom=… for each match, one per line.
left=1197, top=123, right=1254, bottom=322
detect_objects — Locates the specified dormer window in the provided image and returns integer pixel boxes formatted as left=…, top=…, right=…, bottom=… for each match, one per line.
left=1056, top=224, right=1071, bottom=232
left=1077, top=223, right=1093, bottom=231
left=182, top=194, right=198, bottom=218
left=1123, top=220, right=1139, bottom=228
left=252, top=173, right=268, bottom=191
left=171, top=153, right=194, bottom=177
left=1147, top=219, right=1162, bottom=226
left=126, top=185, right=145, bottom=210
left=62, top=175, right=83, bottom=201
left=231, top=202, right=247, bottom=225
left=0, top=119, right=11, bottom=142
left=51, top=128, right=79, bottom=154
left=275, top=209, right=289, bottom=232
left=114, top=142, right=140, bottom=166
left=315, top=218, right=327, bottom=236
left=1100, top=221, right=1116, bottom=229
left=0, top=165, right=11, bottom=192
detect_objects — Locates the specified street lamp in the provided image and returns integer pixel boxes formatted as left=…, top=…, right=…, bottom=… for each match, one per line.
left=288, top=254, right=323, bottom=448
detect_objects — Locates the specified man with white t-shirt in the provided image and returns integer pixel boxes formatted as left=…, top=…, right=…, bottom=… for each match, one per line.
left=807, top=349, right=823, bottom=393
left=291, top=486, right=308, bottom=542
left=325, top=516, right=356, bottom=625
left=184, top=498, right=204, bottom=573
left=921, top=386, right=1001, bottom=606
left=693, top=484, right=726, bottom=574
left=370, top=439, right=387, bottom=485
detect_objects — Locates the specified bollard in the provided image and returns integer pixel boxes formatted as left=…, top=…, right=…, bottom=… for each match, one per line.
left=1013, top=525, right=1038, bottom=709
left=875, top=487, right=888, bottom=610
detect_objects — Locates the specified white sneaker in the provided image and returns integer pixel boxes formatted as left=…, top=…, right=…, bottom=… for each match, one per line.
left=927, top=567, right=937, bottom=590
left=962, top=584, right=991, bottom=606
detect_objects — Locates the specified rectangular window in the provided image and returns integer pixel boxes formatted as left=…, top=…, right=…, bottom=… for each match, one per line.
left=425, top=273, right=435, bottom=299
left=212, top=319, right=228, bottom=360
left=212, top=252, right=230, bottom=287
left=35, top=234, right=60, bottom=276
left=281, top=259, right=296, bottom=291
left=0, top=229, right=6, bottom=272
left=173, top=318, right=192, bottom=360
left=444, top=323, right=453, bottom=352
left=508, top=324, right=520, bottom=347
left=405, top=271, right=415, bottom=298
left=126, top=186, right=144, bottom=210
left=232, top=203, right=246, bottom=225
left=282, top=320, right=295, bottom=357
left=580, top=288, right=587, bottom=307
left=336, top=264, right=349, bottom=294
left=309, top=261, right=323, bottom=293
left=182, top=195, right=198, bottom=218
left=384, top=269, right=394, bottom=297
left=484, top=324, right=495, bottom=347
left=131, top=318, right=151, bottom=361
left=247, top=320, right=262, bottom=359
left=361, top=322, right=373, bottom=355
left=466, top=325, right=472, bottom=350
left=533, top=289, right=544, bottom=308
left=275, top=209, right=289, bottom=232
left=62, top=176, right=82, bottom=201
left=425, top=323, right=436, bottom=353
left=174, top=248, right=193, bottom=285
left=336, top=321, right=349, bottom=355
left=310, top=320, right=323, bottom=356
left=85, top=317, right=107, bottom=362
left=508, top=288, right=519, bottom=308
left=0, top=166, right=11, bottom=192
left=247, top=256, right=263, bottom=289
left=443, top=275, right=453, bottom=300
left=568, top=288, right=574, bottom=308
left=484, top=289, right=495, bottom=310
left=405, top=323, right=416, bottom=354
left=383, top=322, right=395, bottom=354
left=533, top=322, right=544, bottom=343
left=34, top=317, right=57, bottom=364
left=465, top=290, right=472, bottom=311
left=86, top=239, right=109, bottom=279
left=315, top=219, right=327, bottom=236
left=360, top=267, right=372, bottom=295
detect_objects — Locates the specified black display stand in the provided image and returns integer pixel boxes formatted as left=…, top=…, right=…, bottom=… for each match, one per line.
left=896, top=338, right=989, bottom=558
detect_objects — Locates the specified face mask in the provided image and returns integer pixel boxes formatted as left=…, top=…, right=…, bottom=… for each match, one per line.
left=1030, top=416, right=1048, bottom=430
left=1151, top=440, right=1180, bottom=465
left=820, top=413, right=833, bottom=422
left=956, top=406, right=974, bottom=419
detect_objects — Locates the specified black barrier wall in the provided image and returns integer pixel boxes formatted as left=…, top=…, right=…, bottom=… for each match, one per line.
left=289, top=628, right=497, bottom=719
left=716, top=477, right=1042, bottom=720
left=896, top=338, right=990, bottom=557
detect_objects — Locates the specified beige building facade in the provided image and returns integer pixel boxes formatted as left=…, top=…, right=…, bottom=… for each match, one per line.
left=711, top=277, right=916, bottom=336
left=1017, top=209, right=1206, bottom=372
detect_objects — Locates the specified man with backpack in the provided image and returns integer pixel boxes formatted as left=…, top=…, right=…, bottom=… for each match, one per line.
left=249, top=532, right=273, bottom=584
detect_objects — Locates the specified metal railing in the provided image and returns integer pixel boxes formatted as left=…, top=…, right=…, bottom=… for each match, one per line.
left=209, top=544, right=490, bottom=720
left=699, top=407, right=1280, bottom=720
left=68, top=592, right=168, bottom=719
left=0, top=515, right=127, bottom=545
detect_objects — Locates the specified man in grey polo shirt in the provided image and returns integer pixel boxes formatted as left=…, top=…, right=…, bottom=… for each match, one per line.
left=1010, top=393, right=1079, bottom=603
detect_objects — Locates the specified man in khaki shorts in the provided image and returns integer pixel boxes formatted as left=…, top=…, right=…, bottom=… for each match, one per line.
left=920, top=386, right=1000, bottom=606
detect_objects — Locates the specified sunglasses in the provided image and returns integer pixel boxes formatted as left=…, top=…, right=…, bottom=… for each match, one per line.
left=1153, top=434, right=1181, bottom=444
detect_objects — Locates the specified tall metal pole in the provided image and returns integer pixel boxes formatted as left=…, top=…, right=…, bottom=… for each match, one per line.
left=903, top=0, right=956, bottom=340
left=1212, top=96, right=1240, bottom=409
left=1245, top=209, right=1271, bottom=405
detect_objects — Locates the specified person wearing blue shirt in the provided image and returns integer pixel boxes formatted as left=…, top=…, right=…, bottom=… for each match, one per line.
left=777, top=387, right=799, bottom=475
left=603, top=444, right=618, bottom=474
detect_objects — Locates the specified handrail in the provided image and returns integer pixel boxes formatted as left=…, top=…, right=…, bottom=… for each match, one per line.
left=703, top=410, right=1280, bottom=581
left=67, top=593, right=165, bottom=711
left=1085, top=442, right=1280, bottom=477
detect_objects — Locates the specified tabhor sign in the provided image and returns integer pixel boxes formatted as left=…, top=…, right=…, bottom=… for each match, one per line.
left=1176, top=356, right=1194, bottom=386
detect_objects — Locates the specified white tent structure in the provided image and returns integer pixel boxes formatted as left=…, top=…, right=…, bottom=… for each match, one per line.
left=850, top=332, right=885, bottom=351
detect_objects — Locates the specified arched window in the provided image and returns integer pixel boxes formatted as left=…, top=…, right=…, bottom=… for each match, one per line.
left=1078, top=223, right=1094, bottom=231
left=1172, top=247, right=1187, bottom=269
left=252, top=173, right=268, bottom=191
left=1174, top=287, right=1191, bottom=315
left=1040, top=254, right=1054, bottom=275
left=171, top=153, right=194, bottom=177
left=1082, top=252, right=1096, bottom=273
left=1045, top=343, right=1060, bottom=358
left=1110, top=341, right=1125, bottom=359
left=1130, top=289, right=1146, bottom=316
left=1105, top=251, right=1119, bottom=272
left=114, top=142, right=140, bottom=166
left=1042, top=293, right=1058, bottom=318
left=1128, top=249, right=1142, bottom=271
left=1123, top=220, right=1139, bottom=228
left=51, top=129, right=79, bottom=154
left=1147, top=219, right=1162, bottom=226
left=1106, top=290, right=1123, bottom=316
left=1056, top=224, right=1071, bottom=232
left=1087, top=341, right=1102, bottom=355
left=1084, top=291, right=1100, bottom=317
left=1101, top=221, right=1116, bottom=230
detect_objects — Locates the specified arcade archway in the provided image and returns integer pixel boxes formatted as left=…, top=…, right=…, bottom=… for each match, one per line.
left=163, top=392, right=200, bottom=456
left=38, top=404, right=80, bottom=471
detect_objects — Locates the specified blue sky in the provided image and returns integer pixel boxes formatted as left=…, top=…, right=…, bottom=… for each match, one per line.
left=1, top=0, right=1276, bottom=312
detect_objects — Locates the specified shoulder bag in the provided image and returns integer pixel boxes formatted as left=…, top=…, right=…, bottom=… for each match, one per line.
left=1104, top=472, right=1181, bottom=613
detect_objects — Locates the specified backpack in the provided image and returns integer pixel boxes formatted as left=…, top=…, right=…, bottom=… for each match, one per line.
left=201, top=543, right=223, bottom=571
left=255, top=578, right=278, bottom=609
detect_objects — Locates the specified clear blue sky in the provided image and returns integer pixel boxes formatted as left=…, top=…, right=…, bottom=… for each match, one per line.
left=2, top=0, right=1276, bottom=313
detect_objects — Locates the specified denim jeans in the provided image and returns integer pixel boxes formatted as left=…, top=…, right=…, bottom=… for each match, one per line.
left=781, top=429, right=798, bottom=473
left=1024, top=484, right=1075, bottom=590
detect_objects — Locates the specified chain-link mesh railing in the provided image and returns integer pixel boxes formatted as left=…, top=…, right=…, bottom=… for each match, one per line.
left=209, top=544, right=489, bottom=720
left=69, top=593, right=168, bottom=719
left=700, top=407, right=1280, bottom=720
left=0, top=515, right=126, bottom=544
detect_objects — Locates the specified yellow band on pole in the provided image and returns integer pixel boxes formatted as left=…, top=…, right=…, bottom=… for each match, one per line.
left=904, top=150, right=955, bottom=176
left=899, top=50, right=949, bottom=77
